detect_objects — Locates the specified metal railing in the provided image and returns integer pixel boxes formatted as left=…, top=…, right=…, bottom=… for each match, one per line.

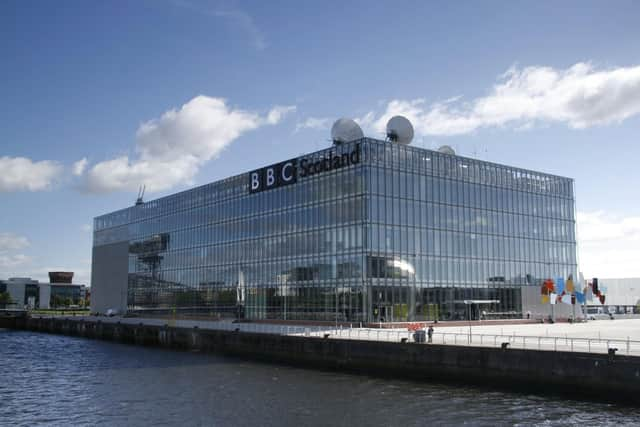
left=198, top=321, right=640, bottom=356
left=296, top=327, right=640, bottom=356
left=72, top=316, right=640, bottom=357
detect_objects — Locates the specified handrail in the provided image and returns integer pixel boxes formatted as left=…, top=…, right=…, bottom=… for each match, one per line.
left=75, top=317, right=640, bottom=356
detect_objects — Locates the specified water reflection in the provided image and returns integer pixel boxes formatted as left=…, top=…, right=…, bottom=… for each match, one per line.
left=1, top=330, right=637, bottom=427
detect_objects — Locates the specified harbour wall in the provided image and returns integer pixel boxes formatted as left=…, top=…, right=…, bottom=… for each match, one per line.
left=3, top=315, right=640, bottom=404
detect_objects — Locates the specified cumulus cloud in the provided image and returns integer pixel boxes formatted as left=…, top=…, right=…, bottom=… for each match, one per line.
left=294, top=117, right=332, bottom=132
left=361, top=62, right=640, bottom=136
left=72, top=158, right=88, bottom=176
left=0, top=232, right=31, bottom=274
left=266, top=105, right=297, bottom=125
left=0, top=254, right=31, bottom=270
left=0, top=233, right=29, bottom=251
left=82, top=96, right=295, bottom=193
left=0, top=156, right=62, bottom=192
left=577, top=211, right=640, bottom=278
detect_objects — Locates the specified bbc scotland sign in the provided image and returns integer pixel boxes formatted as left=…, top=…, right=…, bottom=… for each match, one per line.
left=250, top=144, right=361, bottom=193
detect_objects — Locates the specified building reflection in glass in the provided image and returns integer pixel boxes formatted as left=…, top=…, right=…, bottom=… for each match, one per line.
left=94, top=139, right=577, bottom=321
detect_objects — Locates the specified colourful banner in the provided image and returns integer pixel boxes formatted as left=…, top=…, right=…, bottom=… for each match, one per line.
left=566, top=278, right=574, bottom=293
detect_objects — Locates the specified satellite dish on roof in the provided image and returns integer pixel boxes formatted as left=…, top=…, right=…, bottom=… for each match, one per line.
left=386, top=116, right=414, bottom=144
left=331, top=118, right=364, bottom=145
left=438, top=145, right=456, bottom=156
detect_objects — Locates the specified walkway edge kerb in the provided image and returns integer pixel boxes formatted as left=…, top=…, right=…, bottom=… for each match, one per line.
left=4, top=316, right=640, bottom=404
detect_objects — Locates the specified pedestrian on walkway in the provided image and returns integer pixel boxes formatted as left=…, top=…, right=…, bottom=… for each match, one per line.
left=427, top=325, right=434, bottom=343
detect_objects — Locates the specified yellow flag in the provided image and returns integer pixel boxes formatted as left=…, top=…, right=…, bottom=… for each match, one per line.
left=566, top=278, right=574, bottom=293
left=541, top=295, right=550, bottom=304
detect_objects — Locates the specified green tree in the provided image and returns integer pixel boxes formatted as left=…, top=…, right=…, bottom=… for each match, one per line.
left=51, top=295, right=64, bottom=308
left=0, top=291, right=13, bottom=306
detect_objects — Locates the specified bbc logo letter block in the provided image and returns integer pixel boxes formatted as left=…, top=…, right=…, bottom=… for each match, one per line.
left=249, top=159, right=298, bottom=193
left=249, top=144, right=360, bottom=194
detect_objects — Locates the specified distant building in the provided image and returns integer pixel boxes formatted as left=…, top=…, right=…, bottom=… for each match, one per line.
left=593, top=278, right=640, bottom=313
left=49, top=271, right=74, bottom=284
left=47, top=271, right=83, bottom=308
left=0, top=277, right=41, bottom=309
left=0, top=272, right=88, bottom=309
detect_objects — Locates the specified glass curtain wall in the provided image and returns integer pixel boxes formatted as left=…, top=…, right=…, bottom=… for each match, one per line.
left=94, top=141, right=367, bottom=321
left=93, top=139, right=576, bottom=322
left=362, top=140, right=576, bottom=321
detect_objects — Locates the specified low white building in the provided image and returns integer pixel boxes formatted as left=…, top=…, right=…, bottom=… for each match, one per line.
left=0, top=275, right=88, bottom=309
left=0, top=277, right=41, bottom=309
left=596, top=278, right=640, bottom=311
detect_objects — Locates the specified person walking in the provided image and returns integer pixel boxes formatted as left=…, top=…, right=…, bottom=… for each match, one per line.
left=427, top=325, right=434, bottom=343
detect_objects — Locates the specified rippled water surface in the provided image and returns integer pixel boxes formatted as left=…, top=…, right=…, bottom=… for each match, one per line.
left=1, top=329, right=638, bottom=426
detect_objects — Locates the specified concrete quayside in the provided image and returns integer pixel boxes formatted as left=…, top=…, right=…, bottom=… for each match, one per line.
left=3, top=313, right=640, bottom=405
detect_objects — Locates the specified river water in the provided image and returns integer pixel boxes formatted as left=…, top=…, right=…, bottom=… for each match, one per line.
left=1, top=329, right=638, bottom=426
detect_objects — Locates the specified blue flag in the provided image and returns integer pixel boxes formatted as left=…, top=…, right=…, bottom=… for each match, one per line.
left=556, top=277, right=565, bottom=295
left=575, top=292, right=585, bottom=304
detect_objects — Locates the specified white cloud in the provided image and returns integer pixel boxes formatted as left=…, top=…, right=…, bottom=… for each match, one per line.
left=294, top=117, right=331, bottom=133
left=0, top=233, right=31, bottom=276
left=171, top=1, right=267, bottom=50
left=360, top=62, right=640, bottom=137
left=266, top=105, right=296, bottom=125
left=0, top=254, right=31, bottom=270
left=82, top=96, right=295, bottom=193
left=0, top=233, right=29, bottom=251
left=0, top=156, right=62, bottom=192
left=72, top=158, right=88, bottom=176
left=577, top=211, right=640, bottom=278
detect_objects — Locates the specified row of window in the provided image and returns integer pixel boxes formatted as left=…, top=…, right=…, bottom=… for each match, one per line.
left=98, top=194, right=573, bottom=250
left=365, top=140, right=572, bottom=197
left=367, top=167, right=573, bottom=219
left=369, top=196, right=574, bottom=241
left=96, top=140, right=573, bottom=232
left=130, top=255, right=575, bottom=288
left=127, top=224, right=575, bottom=274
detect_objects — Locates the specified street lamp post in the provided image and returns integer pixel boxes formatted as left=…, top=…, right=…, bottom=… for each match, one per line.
left=284, top=279, right=287, bottom=321
left=463, top=299, right=500, bottom=345
left=465, top=300, right=472, bottom=344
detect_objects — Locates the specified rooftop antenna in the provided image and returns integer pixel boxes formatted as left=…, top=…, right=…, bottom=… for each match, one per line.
left=386, top=116, right=414, bottom=144
left=331, top=118, right=364, bottom=145
left=135, top=185, right=145, bottom=206
left=438, top=145, right=456, bottom=156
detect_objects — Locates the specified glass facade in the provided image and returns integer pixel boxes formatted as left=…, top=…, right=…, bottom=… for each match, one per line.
left=93, top=139, right=576, bottom=322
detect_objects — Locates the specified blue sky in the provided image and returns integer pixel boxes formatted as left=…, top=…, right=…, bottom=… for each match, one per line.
left=1, top=0, right=640, bottom=284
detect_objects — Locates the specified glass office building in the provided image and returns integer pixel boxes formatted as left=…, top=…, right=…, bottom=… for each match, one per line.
left=92, top=138, right=577, bottom=322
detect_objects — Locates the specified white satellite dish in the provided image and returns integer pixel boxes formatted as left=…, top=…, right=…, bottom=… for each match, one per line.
left=386, top=115, right=414, bottom=144
left=438, top=145, right=456, bottom=156
left=331, top=118, right=364, bottom=145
